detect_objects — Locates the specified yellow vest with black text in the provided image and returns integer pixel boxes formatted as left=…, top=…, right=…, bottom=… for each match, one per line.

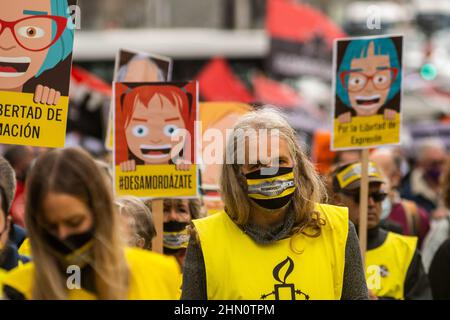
left=2, top=247, right=181, bottom=300
left=365, top=232, right=417, bottom=300
left=193, top=203, right=348, bottom=300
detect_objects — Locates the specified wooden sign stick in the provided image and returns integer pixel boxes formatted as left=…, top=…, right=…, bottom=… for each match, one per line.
left=358, top=149, right=370, bottom=266
left=151, top=199, right=164, bottom=254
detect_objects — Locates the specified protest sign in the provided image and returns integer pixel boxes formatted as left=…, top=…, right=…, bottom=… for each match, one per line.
left=0, top=0, right=77, bottom=148
left=199, top=102, right=252, bottom=215
left=113, top=81, right=198, bottom=199
left=332, top=35, right=403, bottom=150
left=105, top=49, right=173, bottom=150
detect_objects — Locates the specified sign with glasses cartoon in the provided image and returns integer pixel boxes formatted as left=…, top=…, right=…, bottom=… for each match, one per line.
left=0, top=0, right=77, bottom=148
left=332, top=35, right=403, bottom=150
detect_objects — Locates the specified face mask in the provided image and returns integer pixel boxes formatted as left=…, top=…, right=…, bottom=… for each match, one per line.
left=43, top=228, right=94, bottom=266
left=425, top=167, right=442, bottom=184
left=380, top=197, right=392, bottom=220
left=245, top=167, right=296, bottom=210
left=163, top=221, right=189, bottom=252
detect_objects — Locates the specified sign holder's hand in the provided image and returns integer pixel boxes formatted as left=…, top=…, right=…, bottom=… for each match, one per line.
left=34, top=85, right=61, bottom=105
left=120, top=159, right=137, bottom=172
left=383, top=108, right=396, bottom=121
left=175, top=158, right=192, bottom=171
left=338, top=112, right=352, bottom=123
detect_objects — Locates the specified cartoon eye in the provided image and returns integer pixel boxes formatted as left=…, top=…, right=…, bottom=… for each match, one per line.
left=132, top=125, right=149, bottom=137
left=349, top=75, right=366, bottom=87
left=164, top=124, right=179, bottom=137
left=374, top=74, right=388, bottom=84
left=17, top=26, right=45, bottom=39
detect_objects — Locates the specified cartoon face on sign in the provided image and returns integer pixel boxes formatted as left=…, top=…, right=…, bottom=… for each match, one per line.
left=116, top=84, right=195, bottom=167
left=117, top=54, right=167, bottom=83
left=336, top=38, right=401, bottom=123
left=0, top=0, right=73, bottom=103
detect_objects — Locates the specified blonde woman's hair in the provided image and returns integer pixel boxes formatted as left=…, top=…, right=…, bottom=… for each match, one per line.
left=220, top=107, right=327, bottom=237
left=25, top=148, right=128, bottom=300
left=115, top=196, right=156, bottom=250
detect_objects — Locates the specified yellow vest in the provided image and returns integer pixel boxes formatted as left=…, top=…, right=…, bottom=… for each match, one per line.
left=365, top=232, right=417, bottom=300
left=18, top=238, right=31, bottom=258
left=0, top=268, right=6, bottom=296
left=2, top=247, right=181, bottom=300
left=193, top=203, right=349, bottom=300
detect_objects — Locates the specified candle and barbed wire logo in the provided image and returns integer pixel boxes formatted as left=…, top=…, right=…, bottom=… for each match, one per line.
left=260, top=256, right=310, bottom=300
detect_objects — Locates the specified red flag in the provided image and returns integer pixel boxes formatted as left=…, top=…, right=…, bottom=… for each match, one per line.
left=71, top=66, right=112, bottom=96
left=252, top=74, right=301, bottom=107
left=196, top=58, right=255, bottom=103
left=266, top=0, right=345, bottom=47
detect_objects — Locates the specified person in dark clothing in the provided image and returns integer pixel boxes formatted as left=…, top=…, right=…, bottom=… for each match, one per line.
left=182, top=108, right=368, bottom=300
left=400, top=138, right=447, bottom=215
left=1, top=156, right=29, bottom=291
left=331, top=161, right=432, bottom=300
left=428, top=238, right=450, bottom=300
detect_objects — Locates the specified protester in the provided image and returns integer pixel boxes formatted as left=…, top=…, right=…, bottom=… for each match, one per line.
left=370, top=148, right=430, bottom=246
left=2, top=148, right=181, bottom=300
left=428, top=238, right=450, bottom=299
left=331, top=161, right=431, bottom=300
left=0, top=156, right=30, bottom=292
left=422, top=155, right=450, bottom=272
left=4, top=146, right=35, bottom=227
left=182, top=108, right=368, bottom=300
left=116, top=196, right=156, bottom=250
left=400, top=138, right=447, bottom=215
left=145, top=198, right=202, bottom=268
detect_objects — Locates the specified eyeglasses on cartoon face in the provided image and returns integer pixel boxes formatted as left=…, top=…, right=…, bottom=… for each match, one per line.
left=339, top=68, right=398, bottom=93
left=0, top=15, right=68, bottom=52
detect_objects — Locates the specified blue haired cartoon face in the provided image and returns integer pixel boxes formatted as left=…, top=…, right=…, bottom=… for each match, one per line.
left=336, top=39, right=401, bottom=117
left=0, top=0, right=73, bottom=92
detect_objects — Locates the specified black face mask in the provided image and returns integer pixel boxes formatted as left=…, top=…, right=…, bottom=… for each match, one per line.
left=245, top=167, right=296, bottom=210
left=163, top=221, right=189, bottom=254
left=43, top=228, right=94, bottom=256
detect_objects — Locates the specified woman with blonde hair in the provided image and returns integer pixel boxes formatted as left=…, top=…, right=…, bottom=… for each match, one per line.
left=115, top=196, right=156, bottom=250
left=2, top=148, right=180, bottom=300
left=182, top=107, right=368, bottom=300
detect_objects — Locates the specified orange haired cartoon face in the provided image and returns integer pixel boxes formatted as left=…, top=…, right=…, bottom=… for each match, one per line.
left=125, top=93, right=186, bottom=165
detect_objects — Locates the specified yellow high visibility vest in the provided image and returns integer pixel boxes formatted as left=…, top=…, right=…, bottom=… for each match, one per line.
left=18, top=238, right=31, bottom=258
left=2, top=247, right=181, bottom=300
left=365, top=232, right=417, bottom=300
left=0, top=268, right=7, bottom=296
left=193, top=203, right=349, bottom=300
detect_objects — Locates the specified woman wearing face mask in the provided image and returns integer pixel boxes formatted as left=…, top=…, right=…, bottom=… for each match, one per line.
left=2, top=148, right=181, bottom=300
left=143, top=198, right=202, bottom=269
left=182, top=108, right=368, bottom=300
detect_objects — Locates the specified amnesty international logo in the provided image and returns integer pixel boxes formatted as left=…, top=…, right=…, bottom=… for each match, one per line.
left=260, top=256, right=310, bottom=300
